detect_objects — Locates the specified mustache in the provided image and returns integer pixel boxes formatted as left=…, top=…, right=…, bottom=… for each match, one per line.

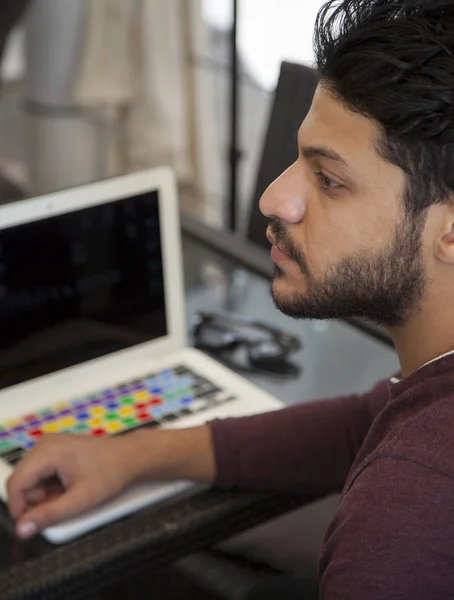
left=268, top=218, right=309, bottom=276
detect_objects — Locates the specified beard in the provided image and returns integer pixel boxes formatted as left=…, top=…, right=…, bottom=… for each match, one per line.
left=269, top=214, right=426, bottom=328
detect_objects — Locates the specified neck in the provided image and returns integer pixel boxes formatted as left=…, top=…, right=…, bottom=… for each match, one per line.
left=389, top=308, right=454, bottom=377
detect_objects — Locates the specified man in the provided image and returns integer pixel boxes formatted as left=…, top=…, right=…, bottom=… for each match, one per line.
left=7, top=0, right=454, bottom=597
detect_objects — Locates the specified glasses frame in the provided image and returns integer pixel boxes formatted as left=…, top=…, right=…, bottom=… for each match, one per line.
left=192, top=311, right=302, bottom=378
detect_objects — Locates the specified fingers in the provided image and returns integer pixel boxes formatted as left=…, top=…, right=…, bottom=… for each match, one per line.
left=24, top=478, right=64, bottom=506
left=25, top=487, right=47, bottom=506
left=4, top=433, right=135, bottom=540
left=15, top=484, right=96, bottom=539
left=7, top=462, right=59, bottom=520
left=6, top=444, right=62, bottom=520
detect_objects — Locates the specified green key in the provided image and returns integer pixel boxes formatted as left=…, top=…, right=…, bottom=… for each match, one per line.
left=121, top=396, right=134, bottom=405
left=121, top=417, right=138, bottom=428
left=74, top=423, right=89, bottom=433
left=105, top=412, right=118, bottom=421
left=0, top=439, right=15, bottom=453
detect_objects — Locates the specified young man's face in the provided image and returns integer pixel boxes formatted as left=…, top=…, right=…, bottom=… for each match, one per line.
left=260, top=85, right=426, bottom=327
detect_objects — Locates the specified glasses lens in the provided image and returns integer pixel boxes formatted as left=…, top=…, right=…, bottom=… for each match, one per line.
left=195, top=322, right=243, bottom=350
left=248, top=340, right=300, bottom=376
left=248, top=340, right=288, bottom=362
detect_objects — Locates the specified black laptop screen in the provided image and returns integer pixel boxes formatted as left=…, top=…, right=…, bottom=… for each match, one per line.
left=0, top=191, right=167, bottom=391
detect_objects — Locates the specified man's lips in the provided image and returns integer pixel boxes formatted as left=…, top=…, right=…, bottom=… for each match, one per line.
left=271, top=245, right=292, bottom=263
left=266, top=230, right=292, bottom=263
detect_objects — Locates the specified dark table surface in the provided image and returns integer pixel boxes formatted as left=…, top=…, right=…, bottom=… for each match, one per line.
left=0, top=213, right=399, bottom=600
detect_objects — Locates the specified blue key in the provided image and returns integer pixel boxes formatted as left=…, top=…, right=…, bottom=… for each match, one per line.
left=75, top=412, right=90, bottom=421
left=152, top=406, right=165, bottom=418
left=12, top=434, right=29, bottom=445
left=180, top=397, right=193, bottom=405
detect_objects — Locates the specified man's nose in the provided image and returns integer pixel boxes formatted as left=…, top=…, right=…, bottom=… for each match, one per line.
left=259, top=164, right=306, bottom=224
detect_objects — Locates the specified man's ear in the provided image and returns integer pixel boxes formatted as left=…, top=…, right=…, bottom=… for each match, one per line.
left=434, top=203, right=454, bottom=265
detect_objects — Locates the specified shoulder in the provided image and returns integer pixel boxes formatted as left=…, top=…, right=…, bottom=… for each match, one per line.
left=320, top=457, right=454, bottom=599
left=356, top=386, right=454, bottom=483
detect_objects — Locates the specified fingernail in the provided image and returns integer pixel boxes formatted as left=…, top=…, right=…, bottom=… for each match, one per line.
left=18, top=521, right=37, bottom=539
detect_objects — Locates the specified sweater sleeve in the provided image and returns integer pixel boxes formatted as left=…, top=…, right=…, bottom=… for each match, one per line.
left=209, top=378, right=391, bottom=497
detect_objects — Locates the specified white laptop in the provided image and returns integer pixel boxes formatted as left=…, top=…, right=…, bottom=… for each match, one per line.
left=0, top=168, right=283, bottom=544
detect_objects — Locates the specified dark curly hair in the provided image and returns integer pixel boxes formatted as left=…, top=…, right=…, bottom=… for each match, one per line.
left=314, top=0, right=454, bottom=215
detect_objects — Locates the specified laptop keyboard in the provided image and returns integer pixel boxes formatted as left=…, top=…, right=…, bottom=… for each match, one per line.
left=0, top=365, right=236, bottom=467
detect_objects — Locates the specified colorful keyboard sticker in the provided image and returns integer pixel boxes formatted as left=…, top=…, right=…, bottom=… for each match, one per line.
left=0, top=366, right=234, bottom=466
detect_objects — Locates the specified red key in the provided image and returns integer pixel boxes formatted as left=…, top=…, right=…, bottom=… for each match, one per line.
left=24, top=414, right=38, bottom=422
left=91, top=428, right=106, bottom=436
left=149, top=398, right=162, bottom=406
left=137, top=413, right=149, bottom=421
left=29, top=429, right=43, bottom=438
left=135, top=403, right=147, bottom=410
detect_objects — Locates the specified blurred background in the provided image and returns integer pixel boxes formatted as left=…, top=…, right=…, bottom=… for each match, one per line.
left=0, top=0, right=325, bottom=233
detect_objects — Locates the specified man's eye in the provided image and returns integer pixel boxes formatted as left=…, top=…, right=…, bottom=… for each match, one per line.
left=315, top=172, right=343, bottom=191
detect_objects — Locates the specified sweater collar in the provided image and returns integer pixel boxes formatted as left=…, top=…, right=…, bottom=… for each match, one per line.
left=389, top=350, right=454, bottom=399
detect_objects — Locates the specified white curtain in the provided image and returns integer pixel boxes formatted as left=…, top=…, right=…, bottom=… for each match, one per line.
left=25, top=0, right=220, bottom=222
left=74, top=0, right=194, bottom=180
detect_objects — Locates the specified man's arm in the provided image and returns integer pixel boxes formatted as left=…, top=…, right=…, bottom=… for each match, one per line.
left=6, top=377, right=391, bottom=538
left=211, top=378, right=391, bottom=496
left=319, top=458, right=454, bottom=599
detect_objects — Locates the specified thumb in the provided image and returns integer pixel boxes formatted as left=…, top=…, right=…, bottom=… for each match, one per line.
left=16, top=484, right=94, bottom=539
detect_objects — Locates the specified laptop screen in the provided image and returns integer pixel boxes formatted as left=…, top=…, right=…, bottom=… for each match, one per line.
left=0, top=190, right=167, bottom=391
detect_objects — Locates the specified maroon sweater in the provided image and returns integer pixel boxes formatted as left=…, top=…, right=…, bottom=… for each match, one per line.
left=210, top=353, right=454, bottom=599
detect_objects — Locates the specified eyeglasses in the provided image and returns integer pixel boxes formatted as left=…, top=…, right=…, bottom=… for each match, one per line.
left=192, top=311, right=302, bottom=377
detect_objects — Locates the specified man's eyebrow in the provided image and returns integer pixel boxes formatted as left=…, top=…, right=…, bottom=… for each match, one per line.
left=300, top=145, right=350, bottom=169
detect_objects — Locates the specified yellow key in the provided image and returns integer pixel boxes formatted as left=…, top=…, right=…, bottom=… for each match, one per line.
left=105, top=422, right=123, bottom=433
left=90, top=407, right=106, bottom=416
left=88, top=418, right=104, bottom=428
left=133, top=391, right=149, bottom=401
left=5, top=418, right=22, bottom=429
left=42, top=423, right=59, bottom=433
left=61, top=417, right=76, bottom=428
left=118, top=407, right=134, bottom=417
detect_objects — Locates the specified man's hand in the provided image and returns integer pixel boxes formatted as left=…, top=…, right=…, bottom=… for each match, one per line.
left=6, top=425, right=215, bottom=539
